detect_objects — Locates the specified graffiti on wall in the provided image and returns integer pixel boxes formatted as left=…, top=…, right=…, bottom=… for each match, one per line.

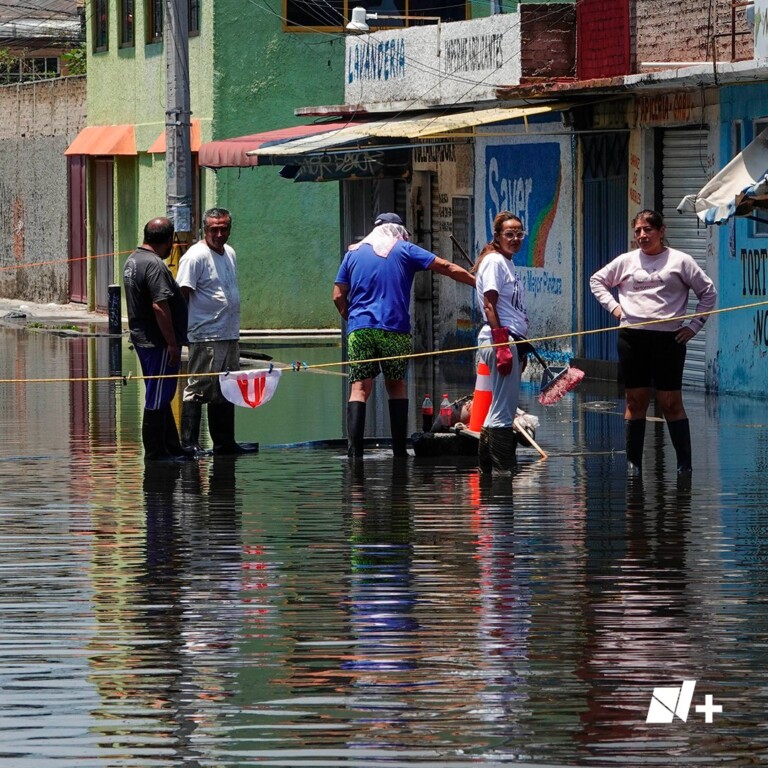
left=485, top=143, right=562, bottom=287
left=742, top=247, right=768, bottom=346
left=444, top=34, right=504, bottom=72
left=347, top=38, right=406, bottom=83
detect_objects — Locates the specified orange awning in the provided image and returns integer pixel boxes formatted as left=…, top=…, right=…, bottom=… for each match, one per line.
left=64, top=124, right=136, bottom=156
left=147, top=119, right=202, bottom=154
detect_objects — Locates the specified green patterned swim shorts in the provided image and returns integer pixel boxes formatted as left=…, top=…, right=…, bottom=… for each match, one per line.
left=347, top=328, right=412, bottom=383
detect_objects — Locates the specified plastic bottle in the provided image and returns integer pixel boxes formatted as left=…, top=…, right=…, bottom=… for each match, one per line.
left=439, top=394, right=452, bottom=424
left=421, top=394, right=433, bottom=432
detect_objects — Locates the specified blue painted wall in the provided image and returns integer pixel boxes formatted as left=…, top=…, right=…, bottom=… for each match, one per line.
left=716, top=85, right=768, bottom=396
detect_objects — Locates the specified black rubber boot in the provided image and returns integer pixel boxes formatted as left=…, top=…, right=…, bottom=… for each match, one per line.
left=181, top=401, right=204, bottom=453
left=667, top=418, right=692, bottom=475
left=478, top=427, right=492, bottom=474
left=388, top=398, right=409, bottom=457
left=488, top=427, right=517, bottom=475
left=347, top=401, right=366, bottom=458
left=161, top=405, right=195, bottom=459
left=208, top=401, right=259, bottom=455
left=625, top=418, right=646, bottom=477
left=142, top=408, right=170, bottom=461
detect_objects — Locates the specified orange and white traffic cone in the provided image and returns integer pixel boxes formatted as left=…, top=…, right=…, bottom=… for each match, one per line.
left=468, top=360, right=492, bottom=433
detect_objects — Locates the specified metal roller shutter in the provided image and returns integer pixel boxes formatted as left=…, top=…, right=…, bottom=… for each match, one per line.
left=661, top=128, right=710, bottom=388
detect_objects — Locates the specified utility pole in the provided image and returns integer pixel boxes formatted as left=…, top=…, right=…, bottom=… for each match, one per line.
left=164, top=0, right=192, bottom=269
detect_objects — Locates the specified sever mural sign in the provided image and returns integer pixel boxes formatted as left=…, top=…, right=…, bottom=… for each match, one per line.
left=485, top=143, right=561, bottom=272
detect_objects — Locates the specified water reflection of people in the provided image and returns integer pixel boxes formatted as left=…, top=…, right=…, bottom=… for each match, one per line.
left=343, top=461, right=418, bottom=673
left=576, top=477, right=694, bottom=757
left=88, top=460, right=244, bottom=761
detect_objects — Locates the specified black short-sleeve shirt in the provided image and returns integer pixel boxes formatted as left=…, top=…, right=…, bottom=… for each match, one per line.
left=123, top=247, right=188, bottom=348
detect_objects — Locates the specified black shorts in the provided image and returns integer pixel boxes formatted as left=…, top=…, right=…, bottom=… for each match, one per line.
left=617, top=329, right=686, bottom=390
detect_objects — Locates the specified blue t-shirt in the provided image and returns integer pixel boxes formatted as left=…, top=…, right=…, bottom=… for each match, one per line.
left=335, top=240, right=436, bottom=333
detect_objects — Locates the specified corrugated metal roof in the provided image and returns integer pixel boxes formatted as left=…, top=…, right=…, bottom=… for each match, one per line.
left=247, top=103, right=568, bottom=160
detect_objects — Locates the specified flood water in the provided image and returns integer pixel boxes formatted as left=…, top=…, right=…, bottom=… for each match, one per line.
left=3, top=326, right=768, bottom=767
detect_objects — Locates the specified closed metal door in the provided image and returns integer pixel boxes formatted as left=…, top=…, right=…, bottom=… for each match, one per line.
left=661, top=128, right=709, bottom=388
left=94, top=158, right=114, bottom=312
left=582, top=133, right=628, bottom=361
left=67, top=156, right=87, bottom=303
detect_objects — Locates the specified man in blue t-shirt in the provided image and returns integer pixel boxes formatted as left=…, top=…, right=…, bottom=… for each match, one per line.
left=333, top=213, right=475, bottom=458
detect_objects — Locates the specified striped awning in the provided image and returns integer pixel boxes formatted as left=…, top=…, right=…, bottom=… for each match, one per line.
left=678, top=128, right=768, bottom=225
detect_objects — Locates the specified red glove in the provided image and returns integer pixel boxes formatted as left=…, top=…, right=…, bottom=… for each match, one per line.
left=491, top=327, right=513, bottom=376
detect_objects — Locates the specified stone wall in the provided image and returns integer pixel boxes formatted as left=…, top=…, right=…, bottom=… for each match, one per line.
left=0, top=76, right=85, bottom=303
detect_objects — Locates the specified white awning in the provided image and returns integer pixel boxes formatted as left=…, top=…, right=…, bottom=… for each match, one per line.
left=677, top=128, right=768, bottom=225
left=246, top=103, right=568, bottom=162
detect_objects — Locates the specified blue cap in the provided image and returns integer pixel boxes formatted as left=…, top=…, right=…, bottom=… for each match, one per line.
left=374, top=212, right=403, bottom=227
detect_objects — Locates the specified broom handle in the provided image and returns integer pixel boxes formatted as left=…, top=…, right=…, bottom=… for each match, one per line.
left=449, top=234, right=475, bottom=268
left=514, top=417, right=548, bottom=460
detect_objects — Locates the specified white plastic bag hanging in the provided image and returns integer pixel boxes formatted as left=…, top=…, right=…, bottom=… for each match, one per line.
left=219, top=368, right=281, bottom=409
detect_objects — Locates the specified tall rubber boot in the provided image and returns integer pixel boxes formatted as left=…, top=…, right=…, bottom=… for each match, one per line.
left=142, top=408, right=170, bottom=461
left=347, top=401, right=366, bottom=458
left=181, top=401, right=204, bottom=453
left=388, top=398, right=409, bottom=457
left=208, top=401, right=259, bottom=455
left=625, top=418, right=646, bottom=477
left=478, top=427, right=492, bottom=474
left=162, top=404, right=195, bottom=458
left=488, top=427, right=517, bottom=475
left=667, top=418, right=692, bottom=475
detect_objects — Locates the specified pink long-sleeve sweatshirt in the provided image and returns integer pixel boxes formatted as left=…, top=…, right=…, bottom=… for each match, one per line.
left=590, top=247, right=717, bottom=334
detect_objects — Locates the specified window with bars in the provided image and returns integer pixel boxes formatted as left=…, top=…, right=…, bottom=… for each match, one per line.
left=94, top=0, right=108, bottom=51
left=146, top=0, right=200, bottom=42
left=147, top=0, right=163, bottom=42
left=120, top=0, right=134, bottom=47
left=283, top=0, right=467, bottom=31
left=189, top=0, right=200, bottom=35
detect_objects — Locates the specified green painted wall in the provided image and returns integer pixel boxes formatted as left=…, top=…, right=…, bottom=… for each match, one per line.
left=87, top=0, right=345, bottom=329
left=209, top=0, right=345, bottom=329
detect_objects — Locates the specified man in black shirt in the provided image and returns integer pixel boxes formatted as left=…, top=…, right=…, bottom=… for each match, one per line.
left=123, top=217, right=191, bottom=460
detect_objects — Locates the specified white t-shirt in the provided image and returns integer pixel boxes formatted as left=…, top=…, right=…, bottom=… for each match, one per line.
left=476, top=251, right=529, bottom=342
left=590, top=247, right=717, bottom=334
left=176, top=241, right=241, bottom=342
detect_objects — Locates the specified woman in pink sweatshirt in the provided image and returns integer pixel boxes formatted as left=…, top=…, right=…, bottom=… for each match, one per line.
left=590, top=209, right=717, bottom=477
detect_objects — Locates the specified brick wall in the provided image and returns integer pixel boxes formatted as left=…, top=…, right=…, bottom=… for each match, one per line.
left=521, top=4, right=577, bottom=80
left=577, top=0, right=631, bottom=79
left=636, top=0, right=752, bottom=66
left=0, top=77, right=86, bottom=303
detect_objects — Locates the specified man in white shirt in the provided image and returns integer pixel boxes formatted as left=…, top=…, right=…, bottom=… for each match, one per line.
left=176, top=208, right=257, bottom=455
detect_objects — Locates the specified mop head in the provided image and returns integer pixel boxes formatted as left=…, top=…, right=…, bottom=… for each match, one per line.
left=537, top=366, right=585, bottom=406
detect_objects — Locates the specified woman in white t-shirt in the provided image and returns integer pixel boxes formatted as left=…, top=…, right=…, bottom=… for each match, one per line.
left=474, top=211, right=529, bottom=475
left=590, top=209, right=717, bottom=478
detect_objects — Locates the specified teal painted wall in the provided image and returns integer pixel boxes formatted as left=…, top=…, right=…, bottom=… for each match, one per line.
left=87, top=0, right=345, bottom=328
